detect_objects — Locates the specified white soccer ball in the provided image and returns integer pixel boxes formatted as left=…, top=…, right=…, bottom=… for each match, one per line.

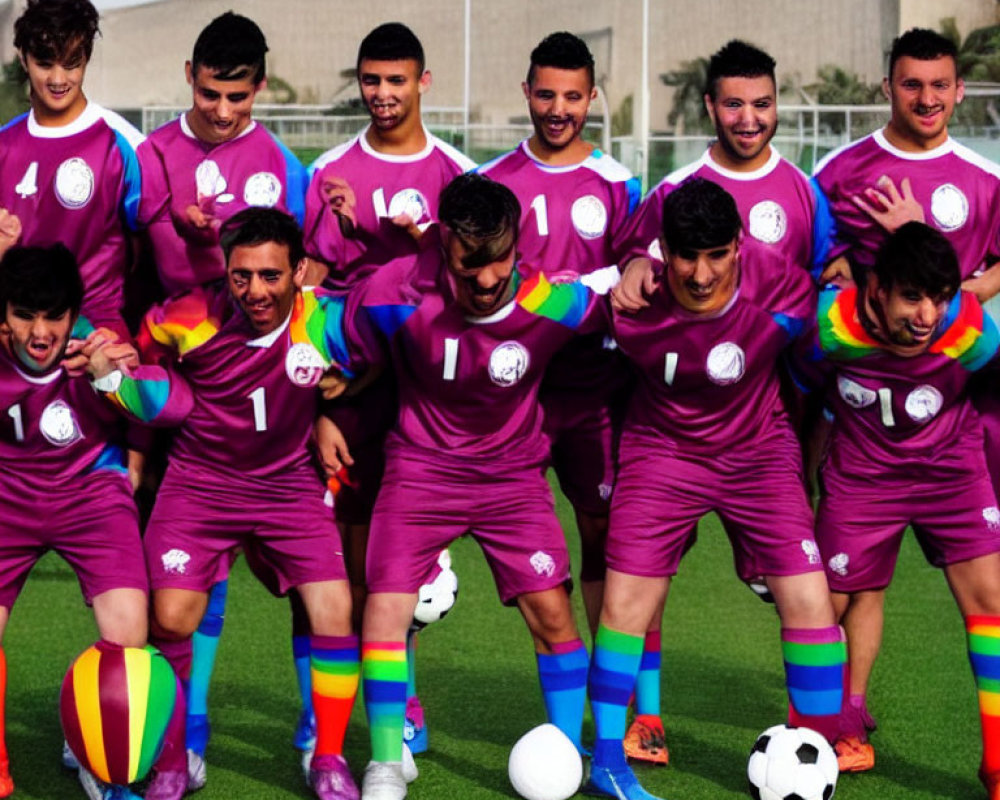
left=411, top=549, right=459, bottom=629
left=747, top=724, right=838, bottom=800
left=508, top=723, right=582, bottom=800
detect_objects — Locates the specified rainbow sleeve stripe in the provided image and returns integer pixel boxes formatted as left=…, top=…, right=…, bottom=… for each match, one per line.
left=817, top=287, right=879, bottom=359
left=516, top=272, right=591, bottom=329
left=71, top=315, right=96, bottom=340
left=289, top=290, right=352, bottom=377
left=104, top=370, right=172, bottom=423
left=929, top=291, right=1000, bottom=371
left=144, top=290, right=220, bottom=357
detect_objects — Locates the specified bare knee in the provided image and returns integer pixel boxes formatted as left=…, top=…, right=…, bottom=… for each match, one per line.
left=151, top=589, right=207, bottom=641
left=518, top=587, right=579, bottom=651
left=93, top=588, right=148, bottom=647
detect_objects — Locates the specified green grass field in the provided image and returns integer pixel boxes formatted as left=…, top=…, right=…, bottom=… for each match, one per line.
left=1, top=485, right=985, bottom=800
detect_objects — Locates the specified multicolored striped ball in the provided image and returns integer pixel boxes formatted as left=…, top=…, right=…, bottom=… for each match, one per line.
left=60, top=641, right=176, bottom=785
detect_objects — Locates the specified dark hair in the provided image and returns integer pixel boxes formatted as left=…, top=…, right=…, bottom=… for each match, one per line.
left=0, top=244, right=84, bottom=317
left=220, top=208, right=305, bottom=268
left=888, top=28, right=958, bottom=80
left=705, top=39, right=776, bottom=100
left=14, top=0, right=100, bottom=64
left=439, top=174, right=520, bottom=269
left=191, top=12, right=268, bottom=84
left=526, top=31, right=594, bottom=87
left=356, top=22, right=425, bottom=73
left=871, top=221, right=959, bottom=301
left=660, top=178, right=742, bottom=253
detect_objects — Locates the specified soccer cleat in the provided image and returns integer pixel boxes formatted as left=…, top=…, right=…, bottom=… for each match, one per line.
left=401, top=744, right=418, bottom=784
left=0, top=758, right=11, bottom=798
left=360, top=761, right=407, bottom=800
left=143, top=768, right=189, bottom=800
left=186, top=749, right=206, bottom=791
left=294, top=709, right=317, bottom=752
left=402, top=696, right=427, bottom=755
left=835, top=735, right=875, bottom=772
left=623, top=714, right=669, bottom=765
left=63, top=739, right=81, bottom=769
left=583, top=764, right=664, bottom=800
left=309, top=754, right=359, bottom=800
left=980, top=766, right=1000, bottom=800
left=77, top=768, right=142, bottom=800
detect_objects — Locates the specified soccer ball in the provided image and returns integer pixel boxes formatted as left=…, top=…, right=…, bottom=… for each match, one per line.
left=412, top=549, right=459, bottom=629
left=508, top=723, right=582, bottom=800
left=747, top=724, right=838, bottom=800
left=60, top=641, right=177, bottom=785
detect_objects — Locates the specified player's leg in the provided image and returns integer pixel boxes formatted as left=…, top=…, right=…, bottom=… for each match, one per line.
left=0, top=609, right=11, bottom=798
left=833, top=588, right=883, bottom=731
left=576, top=509, right=608, bottom=636
left=186, top=578, right=228, bottom=758
left=288, top=588, right=317, bottom=751
left=624, top=594, right=669, bottom=766
left=91, top=588, right=148, bottom=647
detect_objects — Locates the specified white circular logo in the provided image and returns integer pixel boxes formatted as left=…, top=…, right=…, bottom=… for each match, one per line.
left=388, top=188, right=429, bottom=223
left=984, top=506, right=1000, bottom=532
left=243, top=172, right=282, bottom=207
left=570, top=195, right=608, bottom=239
left=705, top=342, right=745, bottom=385
left=488, top=341, right=530, bottom=387
left=39, top=400, right=82, bottom=446
left=828, top=552, right=850, bottom=577
left=837, top=375, right=877, bottom=409
left=904, top=384, right=943, bottom=422
left=285, top=342, right=327, bottom=387
left=54, top=158, right=94, bottom=209
left=195, top=159, right=226, bottom=197
left=747, top=200, right=788, bottom=244
left=647, top=238, right=663, bottom=261
left=930, top=184, right=969, bottom=232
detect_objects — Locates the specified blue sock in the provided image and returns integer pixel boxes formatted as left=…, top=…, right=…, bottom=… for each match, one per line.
left=405, top=628, right=418, bottom=700
left=589, top=624, right=644, bottom=770
left=536, top=638, right=588, bottom=750
left=293, top=634, right=314, bottom=717
left=188, top=579, right=227, bottom=717
left=634, top=629, right=661, bottom=717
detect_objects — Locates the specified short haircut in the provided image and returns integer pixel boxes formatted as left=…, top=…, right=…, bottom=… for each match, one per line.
left=14, top=0, right=100, bottom=64
left=526, top=31, right=595, bottom=87
left=220, top=207, right=305, bottom=268
left=871, top=221, right=959, bottom=301
left=191, top=11, right=268, bottom=84
left=705, top=39, right=776, bottom=100
left=888, top=28, right=958, bottom=80
left=0, top=244, right=84, bottom=317
left=660, top=178, right=742, bottom=253
left=356, top=23, right=425, bottom=73
left=439, top=174, right=521, bottom=270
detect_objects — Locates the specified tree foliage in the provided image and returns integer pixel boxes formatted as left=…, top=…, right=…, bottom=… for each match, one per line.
left=659, top=56, right=710, bottom=133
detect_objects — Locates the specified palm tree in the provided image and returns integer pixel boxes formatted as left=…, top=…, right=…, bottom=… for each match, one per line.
left=659, top=56, right=710, bottom=134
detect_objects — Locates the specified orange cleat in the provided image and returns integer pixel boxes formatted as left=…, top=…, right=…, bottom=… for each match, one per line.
left=835, top=735, right=874, bottom=772
left=0, top=758, right=13, bottom=798
left=980, top=767, right=1000, bottom=800
left=623, top=714, right=669, bottom=765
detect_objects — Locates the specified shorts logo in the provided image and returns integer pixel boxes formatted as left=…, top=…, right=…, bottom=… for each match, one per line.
left=801, top=539, right=821, bottom=565
left=904, top=384, right=943, bottom=422
left=243, top=172, right=282, bottom=207
left=598, top=482, right=613, bottom=501
left=984, top=506, right=1000, bottom=532
left=529, top=550, right=556, bottom=577
left=195, top=159, right=233, bottom=203
left=285, top=342, right=327, bottom=387
left=55, top=158, right=94, bottom=209
left=837, top=376, right=876, bottom=409
left=388, top=188, right=429, bottom=224
left=646, top=238, right=663, bottom=261
left=930, top=184, right=968, bottom=232
left=39, top=400, right=82, bottom=446
left=488, top=341, right=530, bottom=387
left=747, top=200, right=787, bottom=244
left=571, top=195, right=608, bottom=239
left=705, top=342, right=745, bottom=385
left=828, top=552, right=849, bottom=576
left=161, top=548, right=191, bottom=575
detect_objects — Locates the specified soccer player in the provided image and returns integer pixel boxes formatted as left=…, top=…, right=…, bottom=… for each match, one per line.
left=138, top=209, right=359, bottom=800
left=134, top=9, right=312, bottom=769
left=303, top=21, right=474, bottom=756
left=802, top=222, right=1000, bottom=798
left=477, top=31, right=640, bottom=645
left=812, top=29, right=1000, bottom=768
left=0, top=244, right=187, bottom=800
left=586, top=178, right=842, bottom=800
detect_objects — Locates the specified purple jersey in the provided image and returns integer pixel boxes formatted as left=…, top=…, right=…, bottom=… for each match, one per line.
left=136, top=116, right=308, bottom=294
left=621, top=147, right=820, bottom=275
left=0, top=104, right=143, bottom=323
left=303, top=127, right=474, bottom=288
left=812, top=131, right=1000, bottom=277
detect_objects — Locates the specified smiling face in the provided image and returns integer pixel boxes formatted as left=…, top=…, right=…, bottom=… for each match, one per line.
left=22, top=48, right=88, bottom=126
left=884, top=55, right=964, bottom=151
left=869, top=276, right=951, bottom=354
left=663, top=238, right=739, bottom=314
left=226, top=240, right=304, bottom=334
left=522, top=65, right=596, bottom=164
left=444, top=232, right=518, bottom=318
left=358, top=57, right=429, bottom=139
left=2, top=303, right=74, bottom=373
left=185, top=63, right=262, bottom=145
left=705, top=74, right=778, bottom=171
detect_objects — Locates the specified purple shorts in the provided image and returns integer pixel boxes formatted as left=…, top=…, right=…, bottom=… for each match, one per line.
left=367, top=446, right=571, bottom=604
left=0, top=472, right=146, bottom=608
left=816, top=469, right=1000, bottom=593
left=145, top=465, right=347, bottom=596
left=608, top=432, right=820, bottom=581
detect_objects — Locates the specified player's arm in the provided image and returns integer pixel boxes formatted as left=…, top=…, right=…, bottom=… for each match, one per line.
left=0, top=208, right=22, bottom=259
left=962, top=261, right=1000, bottom=305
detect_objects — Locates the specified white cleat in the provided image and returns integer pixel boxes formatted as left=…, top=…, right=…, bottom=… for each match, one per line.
left=361, top=761, right=407, bottom=800
left=401, top=744, right=418, bottom=784
left=186, top=749, right=207, bottom=791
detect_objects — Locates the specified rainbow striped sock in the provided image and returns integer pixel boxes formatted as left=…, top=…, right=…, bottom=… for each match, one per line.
left=782, top=626, right=845, bottom=742
left=311, top=635, right=359, bottom=757
left=634, top=629, right=661, bottom=717
left=362, top=640, right=407, bottom=763
left=967, top=615, right=1000, bottom=775
left=405, top=628, right=418, bottom=700
left=536, top=638, right=588, bottom=749
left=589, top=624, right=644, bottom=770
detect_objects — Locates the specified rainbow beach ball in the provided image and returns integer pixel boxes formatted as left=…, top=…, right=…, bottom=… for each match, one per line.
left=60, top=641, right=177, bottom=785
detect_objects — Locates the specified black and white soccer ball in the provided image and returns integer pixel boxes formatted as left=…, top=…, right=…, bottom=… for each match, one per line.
left=411, top=549, right=459, bottom=629
left=747, top=724, right=838, bottom=800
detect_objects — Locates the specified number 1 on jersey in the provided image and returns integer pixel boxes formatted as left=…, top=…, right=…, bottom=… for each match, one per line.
left=7, top=404, right=24, bottom=441
left=248, top=387, right=267, bottom=432
left=529, top=194, right=549, bottom=237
